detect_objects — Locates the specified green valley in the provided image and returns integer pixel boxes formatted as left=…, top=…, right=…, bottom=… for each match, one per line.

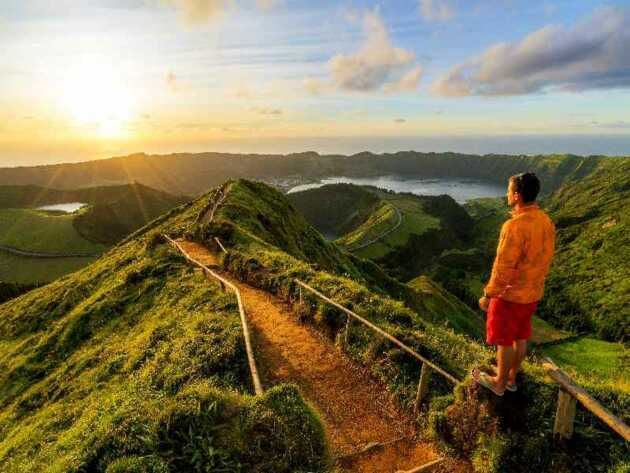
left=0, top=208, right=105, bottom=254
left=0, top=183, right=188, bottom=285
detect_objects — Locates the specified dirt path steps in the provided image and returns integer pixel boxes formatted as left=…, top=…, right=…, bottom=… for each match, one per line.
left=176, top=240, right=469, bottom=473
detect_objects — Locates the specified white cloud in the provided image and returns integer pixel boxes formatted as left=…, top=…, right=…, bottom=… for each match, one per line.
left=165, top=70, right=178, bottom=92
left=308, top=10, right=422, bottom=94
left=419, top=0, right=455, bottom=21
left=384, top=66, right=423, bottom=93
left=303, top=78, right=328, bottom=95
left=166, top=0, right=234, bottom=24
left=251, top=106, right=283, bottom=115
left=166, top=0, right=277, bottom=24
left=255, top=0, right=277, bottom=10
left=432, top=7, right=630, bottom=96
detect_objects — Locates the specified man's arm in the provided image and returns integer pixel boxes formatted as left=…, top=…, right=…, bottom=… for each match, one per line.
left=484, top=220, right=523, bottom=298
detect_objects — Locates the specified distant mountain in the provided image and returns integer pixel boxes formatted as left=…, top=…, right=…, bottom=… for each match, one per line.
left=0, top=151, right=613, bottom=196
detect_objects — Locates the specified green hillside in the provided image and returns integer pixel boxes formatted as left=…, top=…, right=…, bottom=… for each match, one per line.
left=538, top=158, right=630, bottom=342
left=287, top=184, right=380, bottom=239
left=291, top=184, right=473, bottom=280
left=73, top=183, right=189, bottom=244
left=0, top=198, right=327, bottom=473
left=0, top=178, right=627, bottom=472
left=0, top=253, right=99, bottom=286
left=0, top=183, right=188, bottom=285
left=448, top=158, right=630, bottom=344
left=0, top=209, right=105, bottom=254
left=194, top=180, right=629, bottom=472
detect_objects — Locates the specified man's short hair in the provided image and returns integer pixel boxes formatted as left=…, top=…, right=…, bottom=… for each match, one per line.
left=510, top=172, right=540, bottom=203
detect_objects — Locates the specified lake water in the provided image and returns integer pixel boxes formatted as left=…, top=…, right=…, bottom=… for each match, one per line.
left=287, top=176, right=505, bottom=203
left=36, top=202, right=86, bottom=213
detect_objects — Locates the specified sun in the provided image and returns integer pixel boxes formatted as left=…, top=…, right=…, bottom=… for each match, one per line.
left=60, top=62, right=134, bottom=138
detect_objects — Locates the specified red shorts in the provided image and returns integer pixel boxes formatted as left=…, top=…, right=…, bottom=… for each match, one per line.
left=486, top=298, right=538, bottom=346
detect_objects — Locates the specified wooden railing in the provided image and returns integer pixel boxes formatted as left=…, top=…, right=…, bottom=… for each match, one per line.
left=213, top=236, right=459, bottom=410
left=163, top=234, right=263, bottom=395
left=209, top=238, right=629, bottom=446
left=294, top=279, right=460, bottom=413
left=543, top=358, right=630, bottom=442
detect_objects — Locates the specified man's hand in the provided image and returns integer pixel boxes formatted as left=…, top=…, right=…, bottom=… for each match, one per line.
left=479, top=296, right=490, bottom=312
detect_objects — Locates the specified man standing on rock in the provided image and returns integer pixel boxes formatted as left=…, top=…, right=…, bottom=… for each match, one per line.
left=474, top=173, right=555, bottom=396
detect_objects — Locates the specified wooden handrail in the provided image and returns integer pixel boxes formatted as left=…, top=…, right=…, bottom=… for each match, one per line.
left=214, top=237, right=228, bottom=254
left=163, top=235, right=263, bottom=396
left=543, top=358, right=630, bottom=442
left=295, top=279, right=460, bottom=385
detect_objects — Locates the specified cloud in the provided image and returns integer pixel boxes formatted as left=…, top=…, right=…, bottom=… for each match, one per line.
left=251, top=107, right=283, bottom=115
left=384, top=66, right=423, bottom=93
left=255, top=0, right=277, bottom=10
left=166, top=0, right=234, bottom=24
left=165, top=0, right=277, bottom=24
left=393, top=118, right=407, bottom=123
left=432, top=7, right=630, bottom=96
left=583, top=120, right=630, bottom=129
left=165, top=71, right=178, bottom=92
left=303, top=77, right=328, bottom=95
left=419, top=0, right=455, bottom=21
left=308, top=10, right=422, bottom=94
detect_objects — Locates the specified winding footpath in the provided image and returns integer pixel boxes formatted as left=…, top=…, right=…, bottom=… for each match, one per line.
left=174, top=240, right=469, bottom=473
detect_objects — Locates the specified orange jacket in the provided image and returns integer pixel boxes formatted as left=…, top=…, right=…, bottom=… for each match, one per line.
left=485, top=203, right=555, bottom=304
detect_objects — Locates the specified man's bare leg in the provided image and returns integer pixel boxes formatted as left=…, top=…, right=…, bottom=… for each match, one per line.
left=487, top=344, right=514, bottom=391
left=508, top=339, right=527, bottom=385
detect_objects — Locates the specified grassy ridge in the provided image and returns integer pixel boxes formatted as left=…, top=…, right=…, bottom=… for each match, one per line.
left=287, top=183, right=380, bottom=239
left=0, top=209, right=105, bottom=254
left=0, top=197, right=328, bottom=472
left=291, top=184, right=472, bottom=280
left=337, top=201, right=400, bottom=251
left=195, top=179, right=628, bottom=472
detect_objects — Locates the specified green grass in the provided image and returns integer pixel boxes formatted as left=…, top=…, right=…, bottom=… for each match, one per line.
left=0, top=195, right=329, bottom=473
left=538, top=159, right=630, bottom=342
left=542, top=338, right=630, bottom=391
left=0, top=252, right=98, bottom=284
left=337, top=201, right=398, bottom=246
left=196, top=180, right=629, bottom=472
left=339, top=192, right=442, bottom=260
left=407, top=275, right=485, bottom=339
left=0, top=209, right=105, bottom=254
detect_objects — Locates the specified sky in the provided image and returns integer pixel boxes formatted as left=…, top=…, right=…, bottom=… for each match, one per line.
left=1, top=0, right=630, bottom=166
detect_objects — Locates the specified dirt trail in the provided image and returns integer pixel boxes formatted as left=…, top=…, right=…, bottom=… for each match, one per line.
left=176, top=240, right=469, bottom=473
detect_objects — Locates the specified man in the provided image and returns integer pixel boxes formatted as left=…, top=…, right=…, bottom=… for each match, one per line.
left=473, top=172, right=555, bottom=396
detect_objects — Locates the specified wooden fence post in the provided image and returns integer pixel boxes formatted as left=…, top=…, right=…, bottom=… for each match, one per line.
left=553, top=388, right=577, bottom=440
left=344, top=315, right=352, bottom=349
left=414, top=363, right=432, bottom=414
